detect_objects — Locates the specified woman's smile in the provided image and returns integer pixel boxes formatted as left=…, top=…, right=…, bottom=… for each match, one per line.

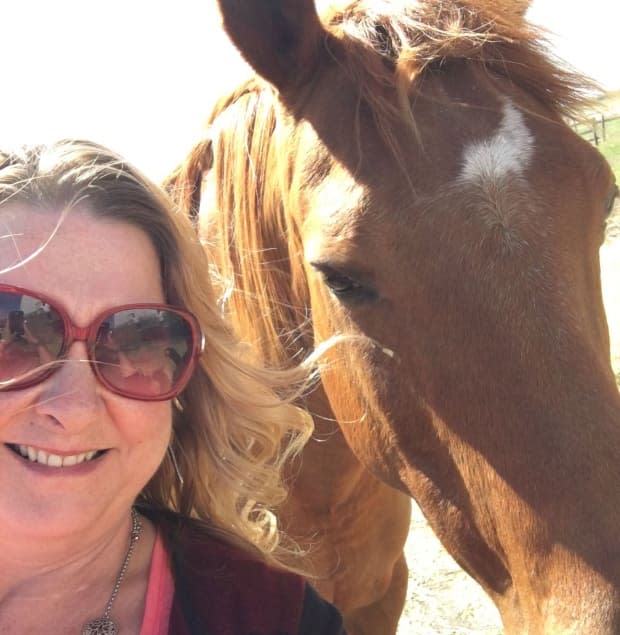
left=6, top=443, right=107, bottom=467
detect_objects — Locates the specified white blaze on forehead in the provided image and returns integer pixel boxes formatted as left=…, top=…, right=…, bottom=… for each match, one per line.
left=459, top=100, right=534, bottom=184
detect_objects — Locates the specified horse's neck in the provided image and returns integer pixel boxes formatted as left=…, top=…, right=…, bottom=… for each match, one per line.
left=292, top=389, right=369, bottom=508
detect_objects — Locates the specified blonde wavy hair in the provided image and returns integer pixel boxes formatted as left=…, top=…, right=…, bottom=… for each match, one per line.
left=0, top=139, right=314, bottom=566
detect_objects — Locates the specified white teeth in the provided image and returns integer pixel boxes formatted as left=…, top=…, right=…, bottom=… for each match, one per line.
left=15, top=444, right=99, bottom=468
left=47, top=454, right=62, bottom=468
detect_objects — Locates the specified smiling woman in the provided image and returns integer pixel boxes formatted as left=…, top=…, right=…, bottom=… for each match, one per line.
left=0, top=140, right=346, bottom=634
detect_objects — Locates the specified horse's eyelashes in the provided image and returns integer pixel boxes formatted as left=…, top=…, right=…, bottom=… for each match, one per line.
left=325, top=273, right=359, bottom=294
left=311, top=263, right=378, bottom=303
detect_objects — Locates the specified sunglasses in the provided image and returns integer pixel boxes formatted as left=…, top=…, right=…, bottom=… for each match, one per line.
left=0, top=284, right=204, bottom=401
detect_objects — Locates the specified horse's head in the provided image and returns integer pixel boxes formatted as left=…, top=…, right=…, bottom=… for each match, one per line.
left=178, top=0, right=620, bottom=631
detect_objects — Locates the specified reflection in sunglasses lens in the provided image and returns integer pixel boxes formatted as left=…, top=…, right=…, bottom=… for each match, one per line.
left=0, top=292, right=65, bottom=384
left=95, top=309, right=192, bottom=398
left=0, top=289, right=198, bottom=399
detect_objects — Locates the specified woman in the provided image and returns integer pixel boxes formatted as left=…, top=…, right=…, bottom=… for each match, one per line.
left=0, top=140, right=346, bottom=634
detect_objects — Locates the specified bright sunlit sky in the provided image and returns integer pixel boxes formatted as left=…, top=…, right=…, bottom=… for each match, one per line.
left=2, top=1, right=618, bottom=182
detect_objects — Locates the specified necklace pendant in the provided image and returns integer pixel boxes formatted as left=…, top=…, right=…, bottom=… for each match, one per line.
left=82, top=617, right=118, bottom=635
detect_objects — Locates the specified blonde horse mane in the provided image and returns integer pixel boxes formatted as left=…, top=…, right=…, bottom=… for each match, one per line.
left=167, top=0, right=596, bottom=368
left=166, top=79, right=314, bottom=370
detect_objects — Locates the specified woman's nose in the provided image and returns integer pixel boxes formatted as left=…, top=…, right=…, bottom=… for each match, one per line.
left=33, top=342, right=102, bottom=429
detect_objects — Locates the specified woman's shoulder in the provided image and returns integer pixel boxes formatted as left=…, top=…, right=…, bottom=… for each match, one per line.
left=149, top=507, right=298, bottom=584
left=143, top=508, right=346, bottom=635
left=175, top=518, right=305, bottom=599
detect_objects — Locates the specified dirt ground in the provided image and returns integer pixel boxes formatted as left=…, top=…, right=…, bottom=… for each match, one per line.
left=396, top=203, right=620, bottom=634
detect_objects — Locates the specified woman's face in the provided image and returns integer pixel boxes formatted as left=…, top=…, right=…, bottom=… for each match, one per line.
left=0, top=205, right=172, bottom=540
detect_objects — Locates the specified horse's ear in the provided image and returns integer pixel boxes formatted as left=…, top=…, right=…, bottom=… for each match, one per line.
left=217, top=0, right=325, bottom=92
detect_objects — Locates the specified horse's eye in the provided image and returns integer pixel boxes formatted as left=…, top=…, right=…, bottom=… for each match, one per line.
left=310, top=263, right=378, bottom=303
left=324, top=273, right=361, bottom=295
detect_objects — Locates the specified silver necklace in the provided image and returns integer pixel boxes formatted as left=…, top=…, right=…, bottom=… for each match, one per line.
left=82, top=508, right=143, bottom=635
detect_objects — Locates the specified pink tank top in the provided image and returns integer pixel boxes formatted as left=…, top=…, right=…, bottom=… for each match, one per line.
left=139, top=530, right=175, bottom=635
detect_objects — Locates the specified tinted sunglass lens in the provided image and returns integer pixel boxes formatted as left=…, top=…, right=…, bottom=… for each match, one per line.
left=94, top=308, right=194, bottom=398
left=0, top=291, right=65, bottom=387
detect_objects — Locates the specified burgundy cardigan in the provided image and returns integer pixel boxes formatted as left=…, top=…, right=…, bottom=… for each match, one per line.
left=144, top=509, right=346, bottom=635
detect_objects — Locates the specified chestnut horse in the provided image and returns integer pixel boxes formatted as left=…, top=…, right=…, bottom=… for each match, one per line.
left=166, top=0, right=620, bottom=632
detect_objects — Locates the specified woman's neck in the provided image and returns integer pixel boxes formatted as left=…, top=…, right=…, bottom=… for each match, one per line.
left=0, top=511, right=156, bottom=634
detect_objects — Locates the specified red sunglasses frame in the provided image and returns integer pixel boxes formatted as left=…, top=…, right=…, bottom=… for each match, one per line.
left=0, top=283, right=205, bottom=401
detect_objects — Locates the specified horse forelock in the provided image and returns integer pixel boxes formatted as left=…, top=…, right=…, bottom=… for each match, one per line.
left=321, top=0, right=596, bottom=141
